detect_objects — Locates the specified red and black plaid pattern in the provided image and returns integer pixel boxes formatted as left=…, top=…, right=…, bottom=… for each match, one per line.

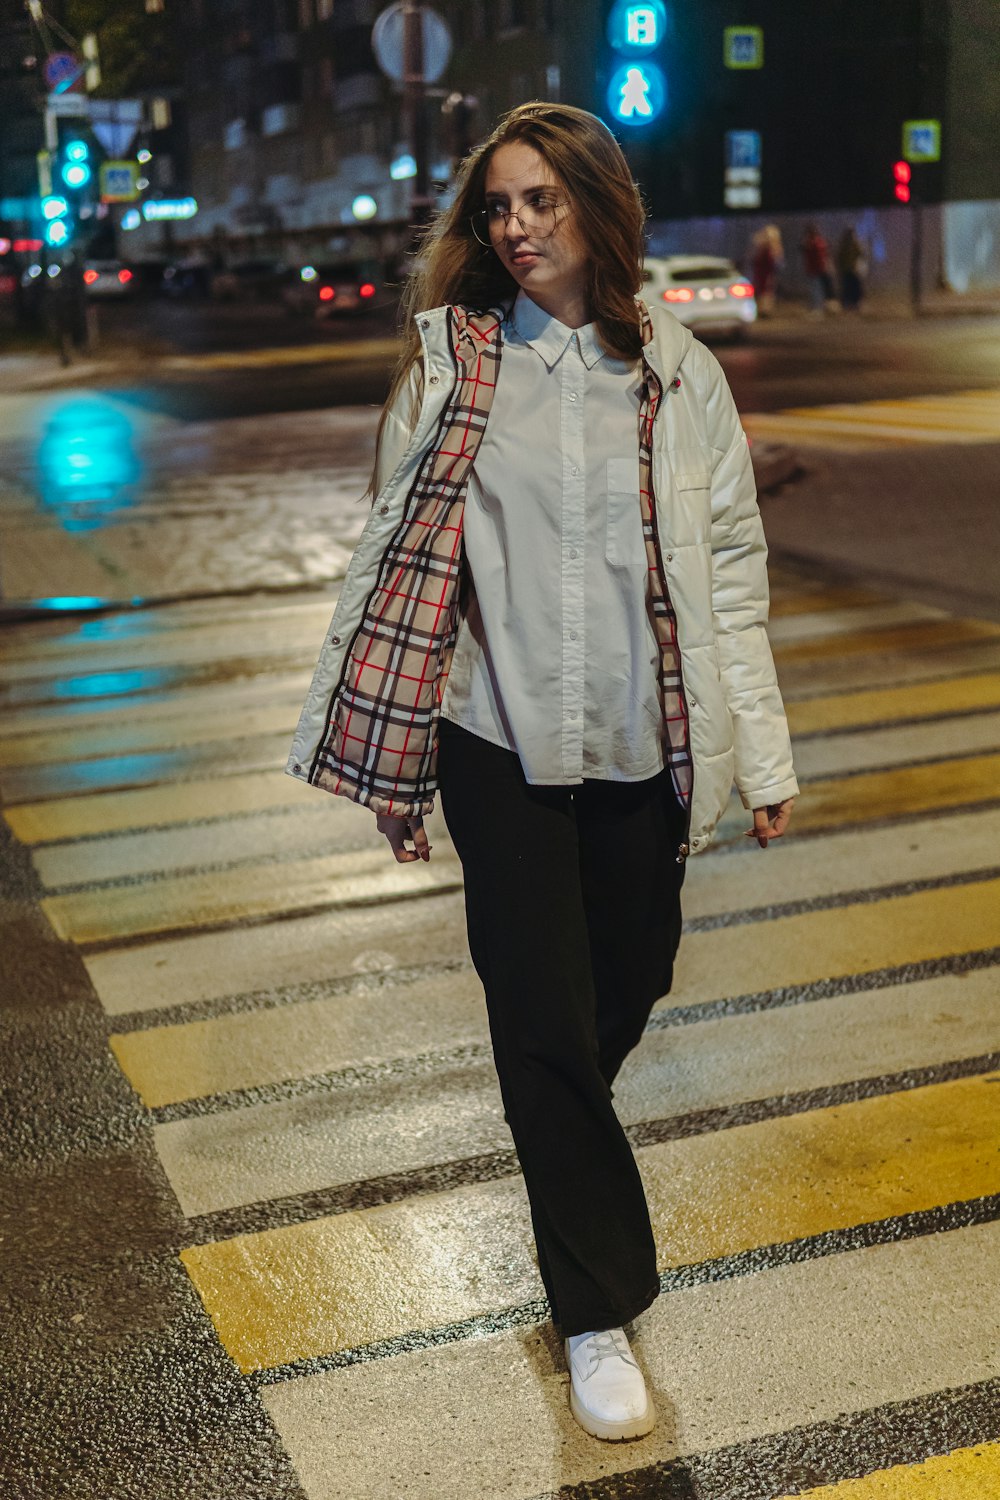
left=310, top=306, right=504, bottom=815
left=638, top=304, right=693, bottom=805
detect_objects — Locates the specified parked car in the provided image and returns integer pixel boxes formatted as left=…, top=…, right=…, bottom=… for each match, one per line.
left=82, top=260, right=136, bottom=298
left=279, top=260, right=386, bottom=318
left=209, top=259, right=286, bottom=301
left=643, top=255, right=757, bottom=340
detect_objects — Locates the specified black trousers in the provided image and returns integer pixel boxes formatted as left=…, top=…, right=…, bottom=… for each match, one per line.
left=436, top=716, right=687, bottom=1338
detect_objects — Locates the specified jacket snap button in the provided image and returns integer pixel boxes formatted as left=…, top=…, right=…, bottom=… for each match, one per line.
left=293, top=762, right=302, bottom=774
left=331, top=634, right=341, bottom=645
left=420, top=318, right=430, bottom=329
left=666, top=552, right=673, bottom=562
left=429, top=373, right=439, bottom=384
left=379, top=502, right=389, bottom=514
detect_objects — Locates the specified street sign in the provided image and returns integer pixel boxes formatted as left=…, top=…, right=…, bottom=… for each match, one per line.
left=725, top=129, right=761, bottom=170
left=100, top=161, right=140, bottom=203
left=724, top=130, right=761, bottom=208
left=903, top=119, right=941, bottom=163
left=372, top=4, right=452, bottom=85
left=46, top=91, right=88, bottom=117
left=44, top=52, right=80, bottom=91
left=724, top=26, right=764, bottom=69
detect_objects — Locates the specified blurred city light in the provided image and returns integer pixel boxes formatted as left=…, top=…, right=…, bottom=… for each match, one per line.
left=37, top=399, right=141, bottom=523
left=351, top=194, right=378, bottom=221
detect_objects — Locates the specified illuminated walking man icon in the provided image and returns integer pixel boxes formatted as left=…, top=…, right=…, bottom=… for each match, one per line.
left=618, top=66, right=653, bottom=118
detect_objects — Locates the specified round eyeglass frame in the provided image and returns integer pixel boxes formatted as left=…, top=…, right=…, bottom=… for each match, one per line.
left=470, top=201, right=570, bottom=247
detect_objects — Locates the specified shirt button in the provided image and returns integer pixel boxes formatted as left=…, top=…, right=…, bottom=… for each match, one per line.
left=568, top=393, right=578, bottom=401
left=571, top=466, right=580, bottom=475
left=568, top=710, right=578, bottom=719
left=569, top=631, right=577, bottom=640
left=569, top=549, right=578, bottom=559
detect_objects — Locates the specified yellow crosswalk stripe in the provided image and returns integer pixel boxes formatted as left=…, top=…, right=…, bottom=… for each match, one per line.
left=787, top=672, right=1000, bottom=735
left=161, top=337, right=400, bottom=372
left=4, top=769, right=300, bottom=844
left=774, top=1442, right=1000, bottom=1499
left=794, top=753, right=1000, bottom=831
left=181, top=1071, right=1000, bottom=1372
left=743, top=388, right=1000, bottom=451
left=773, top=618, right=1000, bottom=664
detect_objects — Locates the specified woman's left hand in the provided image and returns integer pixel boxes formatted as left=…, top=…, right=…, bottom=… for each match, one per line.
left=746, top=798, right=795, bottom=849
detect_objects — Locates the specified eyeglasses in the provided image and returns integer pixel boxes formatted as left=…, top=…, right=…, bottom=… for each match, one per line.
left=470, top=197, right=569, bottom=246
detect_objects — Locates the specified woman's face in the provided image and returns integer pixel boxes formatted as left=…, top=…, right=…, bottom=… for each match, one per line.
left=483, top=141, right=589, bottom=320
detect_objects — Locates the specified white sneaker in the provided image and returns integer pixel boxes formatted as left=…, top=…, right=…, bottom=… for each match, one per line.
left=564, top=1328, right=656, bottom=1441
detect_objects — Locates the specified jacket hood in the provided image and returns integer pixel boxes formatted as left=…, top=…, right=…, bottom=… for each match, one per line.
left=641, top=299, right=695, bottom=384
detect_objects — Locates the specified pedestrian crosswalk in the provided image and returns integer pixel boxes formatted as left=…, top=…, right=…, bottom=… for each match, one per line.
left=2, top=569, right=999, bottom=1499
left=743, top=386, right=1000, bottom=451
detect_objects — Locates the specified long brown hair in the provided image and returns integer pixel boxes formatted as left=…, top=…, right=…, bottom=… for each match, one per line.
left=370, top=102, right=647, bottom=493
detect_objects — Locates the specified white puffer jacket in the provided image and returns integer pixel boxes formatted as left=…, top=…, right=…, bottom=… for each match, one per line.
left=287, top=300, right=798, bottom=854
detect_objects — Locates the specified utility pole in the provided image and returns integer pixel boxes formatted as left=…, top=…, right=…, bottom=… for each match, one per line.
left=402, top=0, right=431, bottom=229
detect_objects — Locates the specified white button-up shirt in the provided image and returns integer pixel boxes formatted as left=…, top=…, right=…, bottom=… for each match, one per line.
left=439, top=291, right=665, bottom=785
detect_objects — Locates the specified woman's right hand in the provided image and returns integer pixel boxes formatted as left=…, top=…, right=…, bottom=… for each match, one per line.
left=376, top=812, right=432, bottom=863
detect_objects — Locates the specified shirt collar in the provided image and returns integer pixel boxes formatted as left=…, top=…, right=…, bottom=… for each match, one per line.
left=508, top=290, right=605, bottom=370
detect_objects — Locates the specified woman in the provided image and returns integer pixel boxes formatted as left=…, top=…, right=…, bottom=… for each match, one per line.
left=750, top=223, right=784, bottom=315
left=288, top=102, right=797, bottom=1442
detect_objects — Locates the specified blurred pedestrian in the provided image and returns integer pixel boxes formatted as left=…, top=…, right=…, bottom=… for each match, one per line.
left=289, top=101, right=797, bottom=1443
left=800, top=221, right=836, bottom=315
left=750, top=223, right=784, bottom=315
left=837, top=225, right=868, bottom=312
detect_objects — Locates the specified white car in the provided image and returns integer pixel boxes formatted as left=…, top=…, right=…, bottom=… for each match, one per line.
left=83, top=260, right=135, bottom=298
left=643, top=255, right=756, bottom=339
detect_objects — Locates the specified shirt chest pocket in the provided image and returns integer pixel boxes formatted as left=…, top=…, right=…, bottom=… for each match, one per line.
left=605, top=456, right=647, bottom=567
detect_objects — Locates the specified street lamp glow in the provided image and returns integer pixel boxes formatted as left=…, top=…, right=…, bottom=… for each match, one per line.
left=137, top=148, right=152, bottom=164
left=121, top=209, right=141, bottom=230
left=42, top=195, right=69, bottom=219
left=45, top=219, right=70, bottom=246
left=351, top=194, right=378, bottom=221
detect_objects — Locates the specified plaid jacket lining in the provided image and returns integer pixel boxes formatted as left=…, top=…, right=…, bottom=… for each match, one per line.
left=310, top=301, right=693, bottom=817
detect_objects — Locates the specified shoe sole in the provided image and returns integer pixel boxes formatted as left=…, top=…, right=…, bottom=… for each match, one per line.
left=569, top=1383, right=656, bottom=1441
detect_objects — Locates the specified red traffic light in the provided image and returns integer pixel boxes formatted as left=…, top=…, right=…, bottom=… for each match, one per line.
left=893, top=160, right=911, bottom=202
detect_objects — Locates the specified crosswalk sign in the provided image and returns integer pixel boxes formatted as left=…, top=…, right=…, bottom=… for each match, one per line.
left=903, top=120, right=941, bottom=163
left=724, top=26, right=764, bottom=69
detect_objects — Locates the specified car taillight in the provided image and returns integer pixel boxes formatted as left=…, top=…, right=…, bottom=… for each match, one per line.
left=319, top=286, right=335, bottom=301
left=663, top=287, right=694, bottom=303
left=359, top=282, right=375, bottom=298
left=729, top=282, right=753, bottom=298
left=118, top=269, right=133, bottom=283
left=83, top=269, right=99, bottom=285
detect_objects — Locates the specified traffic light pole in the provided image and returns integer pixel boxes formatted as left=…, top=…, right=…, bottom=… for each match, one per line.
left=402, top=0, right=432, bottom=231
left=910, top=194, right=923, bottom=315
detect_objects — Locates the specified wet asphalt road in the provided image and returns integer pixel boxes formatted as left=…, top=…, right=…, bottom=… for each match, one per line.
left=2, top=309, right=1000, bottom=1497
left=79, top=295, right=1000, bottom=420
